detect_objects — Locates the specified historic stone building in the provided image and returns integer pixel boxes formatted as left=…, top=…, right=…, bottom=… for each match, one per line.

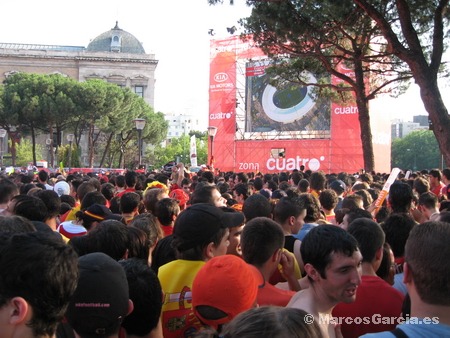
left=0, top=22, right=158, bottom=167
left=0, top=21, right=157, bottom=106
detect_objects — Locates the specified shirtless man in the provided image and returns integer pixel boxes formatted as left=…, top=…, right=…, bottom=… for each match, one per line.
left=288, top=225, right=362, bottom=338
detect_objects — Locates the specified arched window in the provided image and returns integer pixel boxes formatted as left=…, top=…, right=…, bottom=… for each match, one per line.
left=111, top=35, right=121, bottom=52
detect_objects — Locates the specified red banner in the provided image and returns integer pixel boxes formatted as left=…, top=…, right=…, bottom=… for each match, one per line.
left=329, top=64, right=364, bottom=172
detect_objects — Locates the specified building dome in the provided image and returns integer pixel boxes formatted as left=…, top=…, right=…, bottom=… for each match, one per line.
left=87, top=21, right=145, bottom=54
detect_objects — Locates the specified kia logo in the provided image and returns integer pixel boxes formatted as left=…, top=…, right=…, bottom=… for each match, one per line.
left=214, top=73, right=228, bottom=82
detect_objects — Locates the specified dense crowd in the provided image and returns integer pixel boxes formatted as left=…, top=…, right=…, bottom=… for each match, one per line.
left=0, top=164, right=450, bottom=338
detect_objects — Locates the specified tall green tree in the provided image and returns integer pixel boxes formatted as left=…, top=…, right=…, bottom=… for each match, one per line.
left=74, top=80, right=126, bottom=168
left=95, top=88, right=168, bottom=169
left=353, top=0, right=450, bottom=167
left=38, top=74, right=78, bottom=167
left=2, top=73, right=48, bottom=165
left=75, top=81, right=168, bottom=169
left=0, top=85, right=19, bottom=166
left=96, top=86, right=136, bottom=168
left=2, top=73, right=81, bottom=166
left=392, top=130, right=442, bottom=171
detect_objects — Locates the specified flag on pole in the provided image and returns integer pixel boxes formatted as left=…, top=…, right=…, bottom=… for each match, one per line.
left=190, top=135, right=197, bottom=167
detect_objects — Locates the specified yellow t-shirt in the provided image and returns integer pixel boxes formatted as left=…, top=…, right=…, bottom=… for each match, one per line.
left=63, top=205, right=80, bottom=222
left=158, top=259, right=206, bottom=338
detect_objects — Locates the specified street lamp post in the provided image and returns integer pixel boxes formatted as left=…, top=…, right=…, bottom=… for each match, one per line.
left=67, top=134, right=75, bottom=173
left=207, top=126, right=218, bottom=169
left=46, top=139, right=52, bottom=167
left=0, top=129, right=7, bottom=168
left=0, top=129, right=6, bottom=167
left=133, top=118, right=146, bottom=168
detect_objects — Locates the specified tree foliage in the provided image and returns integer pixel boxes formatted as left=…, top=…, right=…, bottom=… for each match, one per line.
left=391, top=130, right=442, bottom=171
left=2, top=73, right=48, bottom=165
left=57, top=143, right=81, bottom=169
left=352, top=0, right=450, bottom=167
left=35, top=74, right=77, bottom=166
left=14, top=138, right=44, bottom=167
left=189, top=130, right=207, bottom=139
left=0, top=73, right=168, bottom=168
left=152, top=134, right=207, bottom=169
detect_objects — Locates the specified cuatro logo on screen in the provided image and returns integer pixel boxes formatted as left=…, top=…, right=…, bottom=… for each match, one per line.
left=210, top=112, right=233, bottom=120
left=266, top=155, right=325, bottom=171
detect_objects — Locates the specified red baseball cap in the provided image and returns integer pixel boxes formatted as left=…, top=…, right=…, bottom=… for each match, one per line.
left=192, top=255, right=264, bottom=329
left=170, top=189, right=189, bottom=207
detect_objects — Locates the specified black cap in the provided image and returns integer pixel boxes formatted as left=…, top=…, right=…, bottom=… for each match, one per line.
left=173, top=203, right=244, bottom=251
left=330, top=180, right=346, bottom=193
left=83, top=204, right=123, bottom=222
left=66, top=253, right=129, bottom=336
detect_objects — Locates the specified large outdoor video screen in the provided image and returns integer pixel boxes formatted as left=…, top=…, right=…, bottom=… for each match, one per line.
left=245, top=60, right=330, bottom=134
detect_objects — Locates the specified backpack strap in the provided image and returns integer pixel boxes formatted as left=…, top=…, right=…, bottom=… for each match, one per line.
left=391, top=328, right=408, bottom=338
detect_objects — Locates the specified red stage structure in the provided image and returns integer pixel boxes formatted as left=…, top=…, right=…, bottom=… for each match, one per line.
left=209, top=36, right=391, bottom=174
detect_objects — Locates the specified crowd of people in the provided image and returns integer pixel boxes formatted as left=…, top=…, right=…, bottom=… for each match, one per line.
left=1, top=163, right=450, bottom=338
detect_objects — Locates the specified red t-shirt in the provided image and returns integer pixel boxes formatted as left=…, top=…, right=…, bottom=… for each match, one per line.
left=162, top=225, right=173, bottom=237
left=257, top=281, right=296, bottom=307
left=332, top=275, right=404, bottom=338
left=116, top=188, right=136, bottom=198
left=431, top=182, right=445, bottom=198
